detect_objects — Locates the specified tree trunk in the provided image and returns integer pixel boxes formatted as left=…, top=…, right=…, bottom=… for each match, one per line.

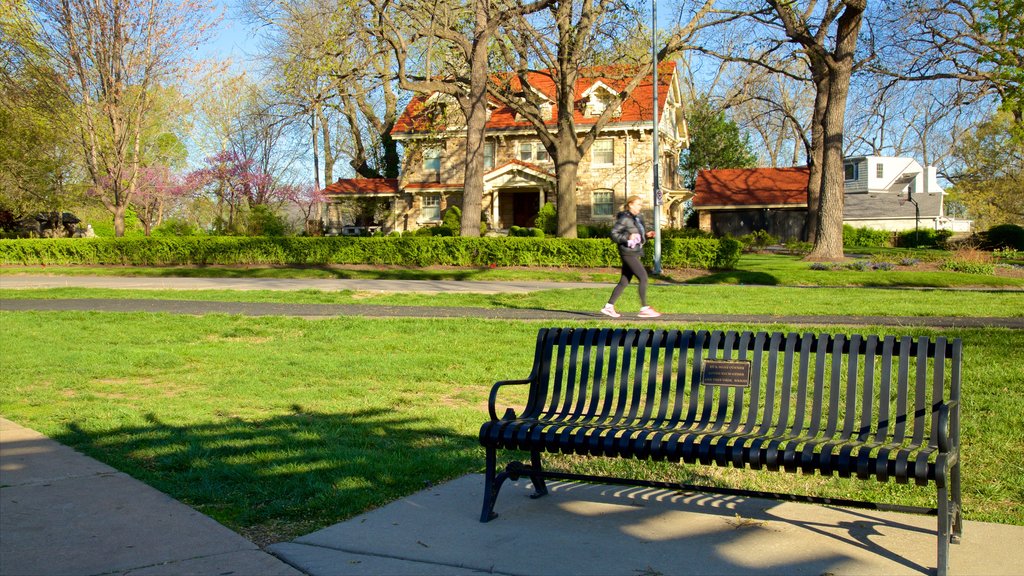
left=319, top=107, right=334, bottom=183
left=556, top=131, right=580, bottom=238
left=805, top=3, right=864, bottom=261
left=805, top=66, right=828, bottom=245
left=459, top=7, right=489, bottom=238
left=113, top=204, right=126, bottom=237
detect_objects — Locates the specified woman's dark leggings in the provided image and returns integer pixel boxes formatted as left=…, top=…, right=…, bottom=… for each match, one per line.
left=608, top=253, right=647, bottom=306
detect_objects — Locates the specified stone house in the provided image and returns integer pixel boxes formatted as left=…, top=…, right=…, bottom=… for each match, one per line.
left=321, top=62, right=690, bottom=234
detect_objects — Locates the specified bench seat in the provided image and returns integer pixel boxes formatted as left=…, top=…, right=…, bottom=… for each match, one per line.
left=479, top=327, right=962, bottom=575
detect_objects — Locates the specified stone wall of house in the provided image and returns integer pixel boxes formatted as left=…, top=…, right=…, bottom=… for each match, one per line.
left=398, top=130, right=679, bottom=231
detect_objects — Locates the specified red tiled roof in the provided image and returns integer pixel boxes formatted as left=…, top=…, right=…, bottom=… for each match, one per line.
left=692, top=167, right=809, bottom=208
left=393, top=62, right=676, bottom=135
left=322, top=178, right=399, bottom=196
left=402, top=182, right=464, bottom=191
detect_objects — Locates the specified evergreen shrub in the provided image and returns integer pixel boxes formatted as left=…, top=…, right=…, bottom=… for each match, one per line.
left=843, top=225, right=892, bottom=248
left=0, top=236, right=741, bottom=270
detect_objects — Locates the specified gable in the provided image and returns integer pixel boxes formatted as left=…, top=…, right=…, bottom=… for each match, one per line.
left=484, top=160, right=556, bottom=188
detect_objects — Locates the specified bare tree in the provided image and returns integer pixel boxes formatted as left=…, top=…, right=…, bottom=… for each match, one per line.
left=373, top=0, right=556, bottom=237
left=492, top=0, right=723, bottom=237
left=760, top=1, right=867, bottom=260
left=30, top=0, right=218, bottom=236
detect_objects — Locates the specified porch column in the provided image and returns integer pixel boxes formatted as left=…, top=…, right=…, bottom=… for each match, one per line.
left=491, top=189, right=500, bottom=228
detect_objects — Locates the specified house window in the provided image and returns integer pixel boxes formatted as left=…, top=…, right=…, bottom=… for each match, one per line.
left=422, top=195, right=441, bottom=221
left=423, top=147, right=442, bottom=173
left=844, top=161, right=859, bottom=181
left=484, top=141, right=495, bottom=170
left=592, top=139, right=614, bottom=167
left=592, top=189, right=614, bottom=217
left=518, top=142, right=549, bottom=163
left=876, top=163, right=884, bottom=179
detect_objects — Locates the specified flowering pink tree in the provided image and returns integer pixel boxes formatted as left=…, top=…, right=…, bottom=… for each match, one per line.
left=131, top=165, right=189, bottom=235
left=279, top=183, right=327, bottom=235
left=187, top=151, right=270, bottom=233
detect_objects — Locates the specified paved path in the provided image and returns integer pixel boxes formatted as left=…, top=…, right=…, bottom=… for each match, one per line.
left=2, top=274, right=1022, bottom=328
left=4, top=417, right=1023, bottom=576
left=0, top=417, right=301, bottom=576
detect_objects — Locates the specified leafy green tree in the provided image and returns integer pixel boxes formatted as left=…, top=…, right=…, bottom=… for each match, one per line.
left=0, top=1, right=82, bottom=228
left=678, top=96, right=758, bottom=190
left=947, top=110, right=1024, bottom=229
left=976, top=0, right=1024, bottom=138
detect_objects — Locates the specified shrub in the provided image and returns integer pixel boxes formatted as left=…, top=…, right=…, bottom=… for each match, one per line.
left=152, top=219, right=201, bottom=237
left=843, top=225, right=892, bottom=248
left=844, top=225, right=884, bottom=247
left=577, top=224, right=612, bottom=239
left=0, top=235, right=741, bottom=270
left=441, top=206, right=462, bottom=235
left=246, top=205, right=289, bottom=237
left=785, top=240, right=813, bottom=255
left=896, top=228, right=952, bottom=249
left=846, top=260, right=872, bottom=271
left=940, top=248, right=995, bottom=275
left=533, top=202, right=557, bottom=236
left=738, top=229, right=778, bottom=252
left=509, top=226, right=544, bottom=238
left=809, top=262, right=835, bottom=271
left=981, top=224, right=1024, bottom=250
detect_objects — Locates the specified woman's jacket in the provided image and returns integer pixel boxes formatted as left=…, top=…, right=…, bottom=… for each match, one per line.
left=610, top=210, right=646, bottom=257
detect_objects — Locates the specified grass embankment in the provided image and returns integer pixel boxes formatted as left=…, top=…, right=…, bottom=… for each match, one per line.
left=1, top=313, right=1021, bottom=547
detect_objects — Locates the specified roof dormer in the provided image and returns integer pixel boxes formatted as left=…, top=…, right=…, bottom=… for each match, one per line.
left=422, top=92, right=465, bottom=129
left=580, top=81, right=621, bottom=118
left=513, top=85, right=555, bottom=122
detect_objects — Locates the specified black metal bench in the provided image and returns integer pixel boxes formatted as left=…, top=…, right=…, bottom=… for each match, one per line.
left=480, top=327, right=962, bottom=576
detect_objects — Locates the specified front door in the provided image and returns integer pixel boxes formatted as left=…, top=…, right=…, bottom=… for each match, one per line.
left=512, top=192, right=540, bottom=228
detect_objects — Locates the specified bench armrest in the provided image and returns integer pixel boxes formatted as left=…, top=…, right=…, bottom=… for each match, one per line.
left=938, top=400, right=959, bottom=452
left=488, top=378, right=533, bottom=421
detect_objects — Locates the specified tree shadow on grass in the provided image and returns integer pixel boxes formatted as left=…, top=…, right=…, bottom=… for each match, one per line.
left=54, top=406, right=480, bottom=544
left=679, top=270, right=781, bottom=285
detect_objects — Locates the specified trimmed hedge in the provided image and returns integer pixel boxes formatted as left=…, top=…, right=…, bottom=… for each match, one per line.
left=0, top=236, right=741, bottom=270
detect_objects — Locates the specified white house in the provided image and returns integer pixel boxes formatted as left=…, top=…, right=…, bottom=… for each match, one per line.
left=842, top=155, right=971, bottom=233
left=692, top=155, right=973, bottom=240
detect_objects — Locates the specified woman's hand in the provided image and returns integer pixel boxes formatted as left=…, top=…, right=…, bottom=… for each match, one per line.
left=645, top=231, right=656, bottom=239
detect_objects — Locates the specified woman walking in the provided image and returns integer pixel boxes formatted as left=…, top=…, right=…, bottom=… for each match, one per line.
left=601, top=195, right=661, bottom=318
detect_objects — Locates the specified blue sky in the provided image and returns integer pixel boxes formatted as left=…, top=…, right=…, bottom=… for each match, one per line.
left=201, top=2, right=260, bottom=70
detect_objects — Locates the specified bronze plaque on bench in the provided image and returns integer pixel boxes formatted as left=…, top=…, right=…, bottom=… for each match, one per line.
left=700, top=359, right=751, bottom=387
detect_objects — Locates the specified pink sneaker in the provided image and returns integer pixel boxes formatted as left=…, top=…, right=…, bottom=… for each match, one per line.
left=637, top=306, right=662, bottom=318
left=600, top=304, right=621, bottom=318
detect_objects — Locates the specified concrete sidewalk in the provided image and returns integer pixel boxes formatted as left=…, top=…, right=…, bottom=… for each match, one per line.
left=4, top=416, right=1024, bottom=576
left=269, top=474, right=1024, bottom=576
left=0, top=417, right=301, bottom=576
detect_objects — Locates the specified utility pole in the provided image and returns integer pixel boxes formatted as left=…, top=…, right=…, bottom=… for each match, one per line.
left=651, top=0, right=662, bottom=274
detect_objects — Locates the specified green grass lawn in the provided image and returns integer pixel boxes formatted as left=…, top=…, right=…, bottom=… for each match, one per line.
left=3, top=251, right=1024, bottom=288
left=3, top=283, right=1023, bottom=318
left=1, top=312, right=1021, bottom=547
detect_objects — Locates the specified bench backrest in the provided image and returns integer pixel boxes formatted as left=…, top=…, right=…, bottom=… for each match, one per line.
left=523, top=328, right=961, bottom=448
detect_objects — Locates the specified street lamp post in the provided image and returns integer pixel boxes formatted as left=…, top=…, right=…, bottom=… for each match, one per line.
left=651, top=0, right=663, bottom=274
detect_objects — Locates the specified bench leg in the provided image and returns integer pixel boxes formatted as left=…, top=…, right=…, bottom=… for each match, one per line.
left=480, top=447, right=505, bottom=522
left=938, top=483, right=954, bottom=576
left=529, top=450, right=548, bottom=499
left=951, top=459, right=963, bottom=544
